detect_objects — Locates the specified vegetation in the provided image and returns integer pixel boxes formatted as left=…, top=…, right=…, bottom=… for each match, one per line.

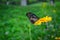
left=0, top=1, right=60, bottom=40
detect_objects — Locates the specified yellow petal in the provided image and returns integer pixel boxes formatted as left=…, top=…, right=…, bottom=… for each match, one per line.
left=34, top=16, right=52, bottom=25
left=45, top=16, right=52, bottom=22
left=34, top=20, right=42, bottom=25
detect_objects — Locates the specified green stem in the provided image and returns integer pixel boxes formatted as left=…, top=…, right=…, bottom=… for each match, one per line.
left=46, top=22, right=49, bottom=29
left=29, top=26, right=32, bottom=40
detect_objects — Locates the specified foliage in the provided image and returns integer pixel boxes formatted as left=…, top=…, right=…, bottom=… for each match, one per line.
left=0, top=2, right=60, bottom=40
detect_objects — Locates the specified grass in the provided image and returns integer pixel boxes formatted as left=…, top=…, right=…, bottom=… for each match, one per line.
left=0, top=2, right=60, bottom=40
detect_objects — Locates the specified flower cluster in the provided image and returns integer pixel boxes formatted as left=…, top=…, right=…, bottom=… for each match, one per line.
left=34, top=16, right=52, bottom=25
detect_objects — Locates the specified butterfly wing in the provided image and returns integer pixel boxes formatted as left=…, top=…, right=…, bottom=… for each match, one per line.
left=26, top=12, right=39, bottom=24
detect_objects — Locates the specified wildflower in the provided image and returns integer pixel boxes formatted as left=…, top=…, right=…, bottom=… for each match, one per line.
left=34, top=20, right=42, bottom=25
left=34, top=16, right=52, bottom=25
left=45, top=16, right=52, bottom=22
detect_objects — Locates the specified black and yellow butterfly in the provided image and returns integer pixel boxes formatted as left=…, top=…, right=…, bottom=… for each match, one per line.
left=26, top=12, right=39, bottom=24
left=26, top=12, right=52, bottom=25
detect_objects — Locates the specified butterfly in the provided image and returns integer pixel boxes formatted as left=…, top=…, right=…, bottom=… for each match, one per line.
left=26, top=12, right=52, bottom=25
left=26, top=12, right=39, bottom=24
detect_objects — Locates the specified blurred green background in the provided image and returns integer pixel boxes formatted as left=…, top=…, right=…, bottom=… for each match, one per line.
left=0, top=0, right=60, bottom=40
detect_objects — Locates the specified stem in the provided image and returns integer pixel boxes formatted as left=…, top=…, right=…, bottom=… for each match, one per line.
left=46, top=22, right=49, bottom=29
left=29, top=26, right=32, bottom=40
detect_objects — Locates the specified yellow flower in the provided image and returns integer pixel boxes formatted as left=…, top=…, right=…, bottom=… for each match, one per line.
left=34, top=16, right=52, bottom=25
left=45, top=16, right=52, bottom=22
left=34, top=20, right=42, bottom=25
